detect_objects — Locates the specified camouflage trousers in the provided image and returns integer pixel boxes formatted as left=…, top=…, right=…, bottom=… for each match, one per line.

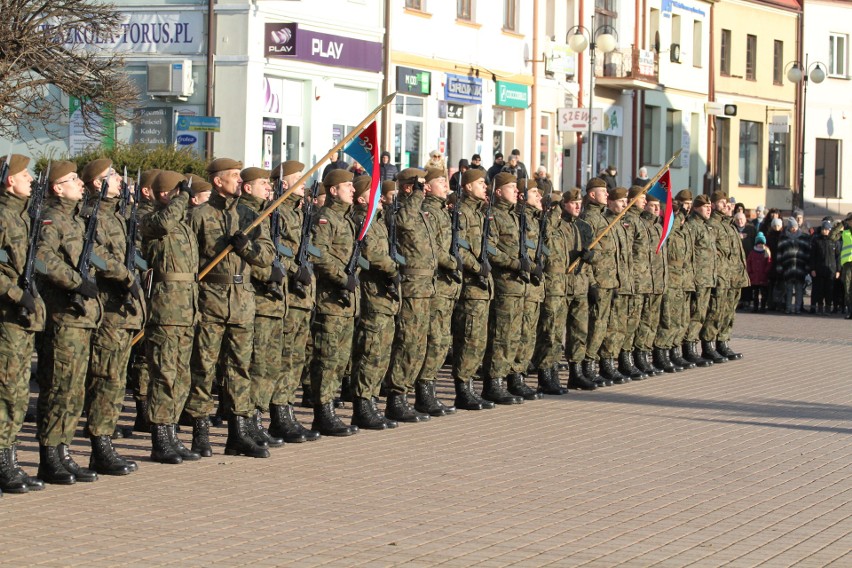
left=250, top=314, right=285, bottom=412
left=309, top=313, right=354, bottom=404
left=618, top=294, right=643, bottom=354
left=634, top=293, right=663, bottom=351
left=301, top=329, right=314, bottom=393
left=37, top=324, right=93, bottom=446
left=717, top=288, right=742, bottom=342
left=843, top=263, right=852, bottom=311
left=601, top=293, right=629, bottom=359
left=515, top=298, right=541, bottom=374
left=186, top=322, right=254, bottom=418
left=87, top=325, right=135, bottom=437
left=655, top=287, right=686, bottom=349
left=130, top=339, right=149, bottom=403
left=531, top=294, right=567, bottom=369
left=687, top=287, right=712, bottom=342
left=387, top=296, right=431, bottom=394
left=417, top=295, right=457, bottom=383
left=146, top=324, right=194, bottom=425
left=565, top=294, right=590, bottom=363
left=483, top=294, right=524, bottom=380
left=0, top=322, right=35, bottom=448
left=352, top=309, right=396, bottom=399
left=452, top=298, right=490, bottom=382
left=702, top=287, right=740, bottom=342
left=272, top=307, right=312, bottom=406
left=586, top=287, right=614, bottom=360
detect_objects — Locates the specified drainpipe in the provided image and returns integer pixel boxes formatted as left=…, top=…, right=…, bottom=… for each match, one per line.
left=575, top=0, right=585, bottom=187
left=205, top=0, right=215, bottom=160
left=706, top=2, right=715, bottom=184
left=381, top=0, right=392, bottom=152
left=530, top=0, right=539, bottom=174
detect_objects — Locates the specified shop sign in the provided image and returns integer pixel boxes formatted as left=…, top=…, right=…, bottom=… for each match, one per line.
left=396, top=66, right=431, bottom=96
left=444, top=73, right=483, bottom=104
left=495, top=81, right=528, bottom=109
left=265, top=23, right=382, bottom=73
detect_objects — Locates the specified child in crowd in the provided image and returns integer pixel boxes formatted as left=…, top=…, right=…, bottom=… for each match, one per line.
left=747, top=232, right=772, bottom=313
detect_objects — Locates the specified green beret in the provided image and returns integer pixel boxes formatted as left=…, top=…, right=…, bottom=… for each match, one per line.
left=81, top=158, right=112, bottom=184
left=462, top=169, right=486, bottom=186
left=186, top=173, right=212, bottom=195
left=323, top=168, right=354, bottom=189
left=522, top=178, right=539, bottom=192
left=240, top=167, right=270, bottom=184
left=586, top=177, right=607, bottom=192
left=139, top=169, right=162, bottom=190
left=206, top=157, right=243, bottom=174
left=48, top=161, right=77, bottom=185
left=0, top=154, right=30, bottom=178
left=398, top=168, right=426, bottom=182
left=608, top=187, right=628, bottom=200
left=646, top=192, right=661, bottom=203
left=381, top=180, right=397, bottom=196
left=270, top=161, right=305, bottom=180
left=693, top=194, right=711, bottom=207
left=424, top=167, right=446, bottom=183
left=710, top=190, right=728, bottom=203
left=564, top=188, right=582, bottom=202
left=152, top=171, right=186, bottom=194
left=353, top=175, right=372, bottom=199
left=675, top=189, right=693, bottom=202
left=493, top=172, right=517, bottom=188
left=627, top=185, right=645, bottom=200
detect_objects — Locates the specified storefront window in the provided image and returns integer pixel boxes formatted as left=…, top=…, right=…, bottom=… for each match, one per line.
left=493, top=108, right=515, bottom=157
left=394, top=95, right=424, bottom=168
left=767, top=131, right=789, bottom=189
left=539, top=113, right=551, bottom=169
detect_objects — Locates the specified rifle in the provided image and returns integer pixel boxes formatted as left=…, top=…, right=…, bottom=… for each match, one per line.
left=0, top=149, right=11, bottom=188
left=477, top=179, right=498, bottom=289
left=384, top=188, right=405, bottom=300
left=267, top=164, right=292, bottom=301
left=341, top=221, right=367, bottom=308
left=517, top=184, right=532, bottom=284
left=530, top=188, right=552, bottom=286
left=17, top=161, right=50, bottom=321
left=70, top=171, right=110, bottom=316
left=122, top=168, right=146, bottom=315
left=291, top=180, right=322, bottom=298
left=448, top=190, right=470, bottom=284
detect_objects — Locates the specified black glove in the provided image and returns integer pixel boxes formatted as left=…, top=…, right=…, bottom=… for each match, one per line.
left=178, top=179, right=192, bottom=196
left=73, top=279, right=99, bottom=299
left=128, top=277, right=143, bottom=302
left=588, top=285, right=600, bottom=305
left=230, top=231, right=250, bottom=252
left=294, top=264, right=313, bottom=287
left=581, top=248, right=595, bottom=263
left=269, top=263, right=286, bottom=284
left=344, top=272, right=359, bottom=293
left=16, top=291, right=37, bottom=315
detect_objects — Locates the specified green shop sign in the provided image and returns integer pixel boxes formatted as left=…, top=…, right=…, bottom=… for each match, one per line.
left=495, top=81, right=528, bottom=109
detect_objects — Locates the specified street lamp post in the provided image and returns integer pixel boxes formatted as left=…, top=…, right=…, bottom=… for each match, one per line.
left=566, top=13, right=617, bottom=183
left=786, top=54, right=825, bottom=211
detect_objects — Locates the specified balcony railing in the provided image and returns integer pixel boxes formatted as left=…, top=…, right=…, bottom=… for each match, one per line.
left=594, top=46, right=659, bottom=83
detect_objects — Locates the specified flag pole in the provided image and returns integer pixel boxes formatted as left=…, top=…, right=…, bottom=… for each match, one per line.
left=567, top=148, right=682, bottom=273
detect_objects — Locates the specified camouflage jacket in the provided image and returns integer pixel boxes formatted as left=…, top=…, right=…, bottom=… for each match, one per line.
left=457, top=194, right=494, bottom=301
left=625, top=206, right=652, bottom=294
left=354, top=206, right=399, bottom=316
left=685, top=212, right=717, bottom=288
left=422, top=194, right=461, bottom=301
left=563, top=214, right=593, bottom=297
left=311, top=197, right=360, bottom=317
left=395, top=189, right=437, bottom=299
left=36, top=196, right=103, bottom=328
left=489, top=198, right=527, bottom=297
left=542, top=208, right=569, bottom=297
left=640, top=210, right=667, bottom=294
left=0, top=191, right=46, bottom=331
left=279, top=193, right=315, bottom=311
left=668, top=210, right=694, bottom=291
left=189, top=192, right=274, bottom=325
left=709, top=211, right=749, bottom=288
left=581, top=202, right=617, bottom=289
left=140, top=192, right=199, bottom=327
left=604, top=207, right=635, bottom=295
left=524, top=207, right=544, bottom=302
left=82, top=196, right=145, bottom=330
left=240, top=192, right=286, bottom=319
left=135, top=199, right=156, bottom=251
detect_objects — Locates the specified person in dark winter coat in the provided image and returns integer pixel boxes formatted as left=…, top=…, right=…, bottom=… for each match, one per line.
left=765, top=217, right=784, bottom=310
left=809, top=220, right=841, bottom=314
left=747, top=232, right=772, bottom=312
left=600, top=165, right=619, bottom=191
left=776, top=218, right=810, bottom=313
left=380, top=151, right=398, bottom=181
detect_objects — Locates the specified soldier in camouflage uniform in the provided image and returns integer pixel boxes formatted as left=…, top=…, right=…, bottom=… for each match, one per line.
left=140, top=171, right=202, bottom=464
left=683, top=193, right=719, bottom=367
left=308, top=168, right=361, bottom=436
left=266, top=162, right=320, bottom=442
left=385, top=168, right=437, bottom=422
left=451, top=169, right=496, bottom=410
left=238, top=167, right=287, bottom=448
left=35, top=161, right=102, bottom=485
left=186, top=157, right=274, bottom=458
left=0, top=154, right=47, bottom=494
left=350, top=177, right=401, bottom=429
left=414, top=169, right=459, bottom=416
left=633, top=192, right=667, bottom=376
left=80, top=159, right=146, bottom=476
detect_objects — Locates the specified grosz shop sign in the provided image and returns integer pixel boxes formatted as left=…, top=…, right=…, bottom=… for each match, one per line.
left=444, top=73, right=483, bottom=104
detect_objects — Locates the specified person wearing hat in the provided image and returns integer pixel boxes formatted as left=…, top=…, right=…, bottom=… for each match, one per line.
left=383, top=167, right=439, bottom=423
left=469, top=153, right=486, bottom=173
left=449, top=158, right=469, bottom=194
left=379, top=151, right=398, bottom=182
left=450, top=167, right=496, bottom=410
left=265, top=161, right=320, bottom=443
left=183, top=173, right=212, bottom=207
left=809, top=220, right=840, bottom=315
left=78, top=158, right=147, bottom=476
left=776, top=215, right=811, bottom=316
left=414, top=168, right=461, bottom=417
left=746, top=231, right=772, bottom=312
left=500, top=152, right=527, bottom=183
left=601, top=164, right=619, bottom=191
left=486, top=152, right=505, bottom=184
left=0, top=154, right=47, bottom=493
left=426, top=150, right=447, bottom=176
left=349, top=177, right=403, bottom=429
left=307, top=167, right=360, bottom=436
left=701, top=191, right=747, bottom=362
left=828, top=213, right=852, bottom=318
left=138, top=170, right=201, bottom=464
left=34, top=160, right=103, bottom=485
left=185, top=157, right=274, bottom=458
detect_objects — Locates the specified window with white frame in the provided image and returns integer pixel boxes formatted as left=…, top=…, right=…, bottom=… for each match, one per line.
left=457, top=0, right=472, bottom=21
left=539, top=114, right=551, bottom=170
left=739, top=120, right=762, bottom=186
left=493, top=108, right=515, bottom=157
left=504, top=0, right=518, bottom=31
left=405, top=0, right=423, bottom=10
left=829, top=33, right=848, bottom=77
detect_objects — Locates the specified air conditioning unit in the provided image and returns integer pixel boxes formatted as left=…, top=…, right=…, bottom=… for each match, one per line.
left=670, top=43, right=681, bottom=63
left=147, top=60, right=194, bottom=99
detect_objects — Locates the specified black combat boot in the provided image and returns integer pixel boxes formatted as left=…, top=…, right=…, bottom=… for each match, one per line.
left=618, top=351, right=646, bottom=380
left=168, top=425, right=201, bottom=461
left=0, top=446, right=31, bottom=493
left=453, top=379, right=495, bottom=410
left=385, top=392, right=430, bottom=422
left=481, top=377, right=523, bottom=405
left=312, top=402, right=358, bottom=436
left=38, top=445, right=76, bottom=485
left=652, top=347, right=677, bottom=373
left=716, top=341, right=743, bottom=360
left=507, top=373, right=542, bottom=400
left=701, top=340, right=727, bottom=364
left=600, top=358, right=630, bottom=384
left=89, top=436, right=133, bottom=476
left=192, top=417, right=213, bottom=457
left=268, top=404, right=319, bottom=442
left=150, top=424, right=183, bottom=465
left=300, top=383, right=315, bottom=408
left=567, top=362, right=597, bottom=390
left=669, top=345, right=694, bottom=369
left=683, top=341, right=713, bottom=367
left=225, top=415, right=271, bottom=458
left=352, top=397, right=390, bottom=430
left=56, top=443, right=98, bottom=482
left=634, top=350, right=660, bottom=376
left=252, top=410, right=283, bottom=447
left=339, top=375, right=354, bottom=403
left=371, top=398, right=398, bottom=428
left=133, top=398, right=150, bottom=433
left=414, top=380, right=456, bottom=417
left=538, top=366, right=568, bottom=395
left=583, top=359, right=609, bottom=387
left=550, top=366, right=568, bottom=394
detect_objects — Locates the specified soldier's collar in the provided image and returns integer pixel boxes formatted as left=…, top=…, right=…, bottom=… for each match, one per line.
left=0, top=190, right=28, bottom=213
